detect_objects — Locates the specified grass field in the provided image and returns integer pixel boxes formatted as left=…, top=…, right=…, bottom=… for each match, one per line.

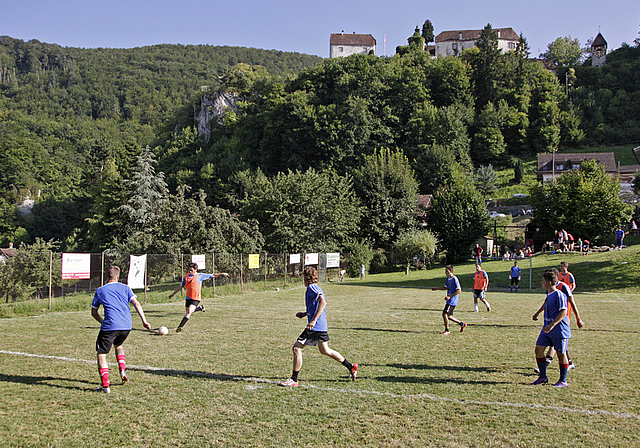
left=1, top=251, right=640, bottom=447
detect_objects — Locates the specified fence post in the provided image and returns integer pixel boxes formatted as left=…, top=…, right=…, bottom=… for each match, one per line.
left=264, top=253, right=267, bottom=289
left=284, top=253, right=287, bottom=287
left=211, top=251, right=215, bottom=296
left=240, top=253, right=243, bottom=290
left=101, top=251, right=104, bottom=286
left=144, top=255, right=148, bottom=303
left=48, top=251, right=52, bottom=311
left=529, top=257, right=533, bottom=291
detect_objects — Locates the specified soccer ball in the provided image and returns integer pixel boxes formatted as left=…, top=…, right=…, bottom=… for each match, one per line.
left=158, top=326, right=168, bottom=335
left=275, top=287, right=280, bottom=292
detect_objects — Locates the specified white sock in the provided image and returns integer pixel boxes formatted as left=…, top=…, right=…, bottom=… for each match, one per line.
left=485, top=301, right=491, bottom=309
left=474, top=303, right=478, bottom=312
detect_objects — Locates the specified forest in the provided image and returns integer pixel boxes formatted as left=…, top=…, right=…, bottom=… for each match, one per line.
left=1, top=24, right=639, bottom=267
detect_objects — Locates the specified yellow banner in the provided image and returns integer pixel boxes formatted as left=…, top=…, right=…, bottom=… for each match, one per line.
left=248, top=254, right=260, bottom=269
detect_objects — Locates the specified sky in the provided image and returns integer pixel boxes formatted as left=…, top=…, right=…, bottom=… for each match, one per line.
left=2, top=0, right=639, bottom=58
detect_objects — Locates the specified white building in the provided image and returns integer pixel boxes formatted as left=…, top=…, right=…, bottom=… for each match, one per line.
left=329, top=32, right=376, bottom=58
left=433, top=28, right=519, bottom=57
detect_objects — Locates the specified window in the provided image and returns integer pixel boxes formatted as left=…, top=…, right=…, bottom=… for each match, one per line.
left=339, top=47, right=343, bottom=52
left=555, top=164, right=564, bottom=171
left=572, top=163, right=581, bottom=170
left=508, top=42, right=516, bottom=49
left=452, top=43, right=458, bottom=50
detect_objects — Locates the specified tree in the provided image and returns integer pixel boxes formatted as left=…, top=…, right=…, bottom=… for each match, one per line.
left=394, top=229, right=438, bottom=273
left=231, top=168, right=361, bottom=253
left=513, top=158, right=525, bottom=184
left=543, top=36, right=583, bottom=68
left=529, top=159, right=631, bottom=242
left=421, top=20, right=435, bottom=44
left=426, top=176, right=489, bottom=263
left=353, top=148, right=419, bottom=250
left=472, top=24, right=503, bottom=107
left=475, top=165, right=499, bottom=195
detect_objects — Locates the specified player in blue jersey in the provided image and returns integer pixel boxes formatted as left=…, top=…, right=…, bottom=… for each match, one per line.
left=510, top=261, right=521, bottom=292
left=279, top=266, right=358, bottom=387
left=91, top=266, right=152, bottom=393
left=531, top=269, right=572, bottom=387
left=433, top=265, right=467, bottom=335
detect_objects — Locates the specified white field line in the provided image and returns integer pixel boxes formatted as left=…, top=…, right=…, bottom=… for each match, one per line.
left=1, top=349, right=638, bottom=420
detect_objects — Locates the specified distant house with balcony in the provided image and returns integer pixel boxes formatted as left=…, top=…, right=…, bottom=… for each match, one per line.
left=329, top=32, right=376, bottom=58
left=537, top=153, right=618, bottom=183
left=433, top=27, right=519, bottom=57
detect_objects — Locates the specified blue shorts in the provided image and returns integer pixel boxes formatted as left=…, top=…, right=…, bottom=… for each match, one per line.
left=536, top=332, right=569, bottom=354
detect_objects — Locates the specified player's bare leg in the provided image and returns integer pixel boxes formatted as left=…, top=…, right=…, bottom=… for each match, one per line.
left=318, top=341, right=358, bottom=380
left=176, top=303, right=197, bottom=332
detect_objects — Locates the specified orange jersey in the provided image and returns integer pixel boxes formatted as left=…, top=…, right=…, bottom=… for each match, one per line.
left=473, top=270, right=488, bottom=290
left=558, top=271, right=575, bottom=289
left=184, top=274, right=202, bottom=301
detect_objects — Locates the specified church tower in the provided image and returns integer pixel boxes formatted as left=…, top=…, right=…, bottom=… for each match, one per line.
left=591, top=32, right=607, bottom=68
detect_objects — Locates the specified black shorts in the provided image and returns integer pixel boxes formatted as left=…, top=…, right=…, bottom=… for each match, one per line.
left=473, top=289, right=485, bottom=300
left=96, top=330, right=130, bottom=354
left=186, top=298, right=201, bottom=308
left=297, top=329, right=330, bottom=347
left=443, top=304, right=456, bottom=315
left=511, top=277, right=519, bottom=286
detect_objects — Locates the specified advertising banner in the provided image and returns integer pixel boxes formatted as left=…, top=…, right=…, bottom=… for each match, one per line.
left=61, top=253, right=91, bottom=279
left=128, top=254, right=147, bottom=290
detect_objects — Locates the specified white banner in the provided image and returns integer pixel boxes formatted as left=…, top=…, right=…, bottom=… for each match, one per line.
left=326, top=253, right=340, bottom=268
left=61, top=253, right=91, bottom=279
left=128, top=254, right=147, bottom=290
left=289, top=253, right=300, bottom=264
left=192, top=254, right=206, bottom=270
left=305, top=253, right=318, bottom=265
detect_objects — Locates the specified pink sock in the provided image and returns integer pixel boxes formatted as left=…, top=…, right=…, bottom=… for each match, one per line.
left=99, top=368, right=110, bottom=388
left=117, top=354, right=126, bottom=371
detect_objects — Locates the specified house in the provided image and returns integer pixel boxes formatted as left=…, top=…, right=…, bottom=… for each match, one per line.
left=433, top=27, right=519, bottom=57
left=0, top=247, right=16, bottom=264
left=591, top=32, right=608, bottom=68
left=537, top=152, right=618, bottom=182
left=329, top=32, right=376, bottom=58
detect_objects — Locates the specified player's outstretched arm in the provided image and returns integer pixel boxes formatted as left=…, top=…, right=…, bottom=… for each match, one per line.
left=131, top=297, right=152, bottom=330
left=211, top=272, right=230, bottom=278
left=168, top=283, right=183, bottom=298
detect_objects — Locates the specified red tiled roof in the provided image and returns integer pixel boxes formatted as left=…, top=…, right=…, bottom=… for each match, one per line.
left=330, top=33, right=376, bottom=46
left=435, top=28, right=519, bottom=42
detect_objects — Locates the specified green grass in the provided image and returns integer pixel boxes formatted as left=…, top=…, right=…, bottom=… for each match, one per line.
left=1, top=250, right=640, bottom=446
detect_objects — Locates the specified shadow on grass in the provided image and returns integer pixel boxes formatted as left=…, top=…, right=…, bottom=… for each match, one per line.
left=470, top=323, right=540, bottom=329
left=384, top=363, right=502, bottom=373
left=335, top=326, right=422, bottom=334
left=375, top=375, right=508, bottom=385
left=389, top=307, right=448, bottom=312
left=132, top=366, right=277, bottom=383
left=0, top=372, right=94, bottom=391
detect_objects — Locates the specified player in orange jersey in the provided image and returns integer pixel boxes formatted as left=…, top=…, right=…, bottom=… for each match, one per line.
left=472, top=263, right=491, bottom=312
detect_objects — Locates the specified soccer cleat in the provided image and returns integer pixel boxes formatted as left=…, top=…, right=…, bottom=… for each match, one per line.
left=441, top=330, right=451, bottom=335
left=176, top=327, right=182, bottom=333
left=474, top=309, right=479, bottom=313
left=94, top=386, right=111, bottom=393
left=120, top=370, right=129, bottom=384
left=350, top=363, right=358, bottom=380
left=200, top=305, right=205, bottom=313
left=552, top=381, right=569, bottom=388
left=568, top=362, right=575, bottom=371
left=487, top=306, right=491, bottom=312
left=278, top=378, right=298, bottom=387
left=530, top=377, right=549, bottom=385
left=460, top=322, right=467, bottom=332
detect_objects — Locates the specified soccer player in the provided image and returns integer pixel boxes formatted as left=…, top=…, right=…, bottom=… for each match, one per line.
left=360, top=264, right=366, bottom=280
left=473, top=263, right=491, bottom=312
left=433, top=265, right=467, bottom=335
left=615, top=227, right=625, bottom=250
left=536, top=266, right=584, bottom=372
left=531, top=269, right=571, bottom=387
left=91, top=265, right=152, bottom=393
left=169, top=262, right=230, bottom=333
left=279, top=266, right=358, bottom=387
left=510, top=261, right=521, bottom=292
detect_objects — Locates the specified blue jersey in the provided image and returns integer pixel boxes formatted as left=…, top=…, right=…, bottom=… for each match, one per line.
left=510, top=266, right=521, bottom=278
left=305, top=283, right=328, bottom=332
left=616, top=230, right=625, bottom=241
left=91, top=282, right=137, bottom=331
left=445, top=275, right=461, bottom=306
left=543, top=289, right=571, bottom=339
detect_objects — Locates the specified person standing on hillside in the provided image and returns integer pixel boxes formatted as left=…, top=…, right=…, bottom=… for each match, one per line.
left=169, top=262, right=230, bottom=333
left=279, top=266, right=358, bottom=387
left=615, top=227, right=625, bottom=250
left=432, top=265, right=467, bottom=335
left=473, top=244, right=483, bottom=264
left=472, top=263, right=491, bottom=312
left=91, top=265, right=152, bottom=393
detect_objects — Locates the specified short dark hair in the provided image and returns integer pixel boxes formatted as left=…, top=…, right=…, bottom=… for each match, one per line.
left=107, top=266, right=120, bottom=279
left=560, top=261, right=568, bottom=268
left=188, top=262, right=199, bottom=271
left=543, top=269, right=558, bottom=284
left=303, top=266, right=319, bottom=284
left=445, top=265, right=453, bottom=272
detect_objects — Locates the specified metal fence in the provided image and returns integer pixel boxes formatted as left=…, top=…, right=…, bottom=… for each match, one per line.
left=0, top=251, right=350, bottom=308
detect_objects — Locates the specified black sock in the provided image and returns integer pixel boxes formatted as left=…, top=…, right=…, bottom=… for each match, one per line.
left=341, top=359, right=353, bottom=371
left=178, top=316, right=189, bottom=329
left=291, top=370, right=299, bottom=382
left=194, top=305, right=203, bottom=312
